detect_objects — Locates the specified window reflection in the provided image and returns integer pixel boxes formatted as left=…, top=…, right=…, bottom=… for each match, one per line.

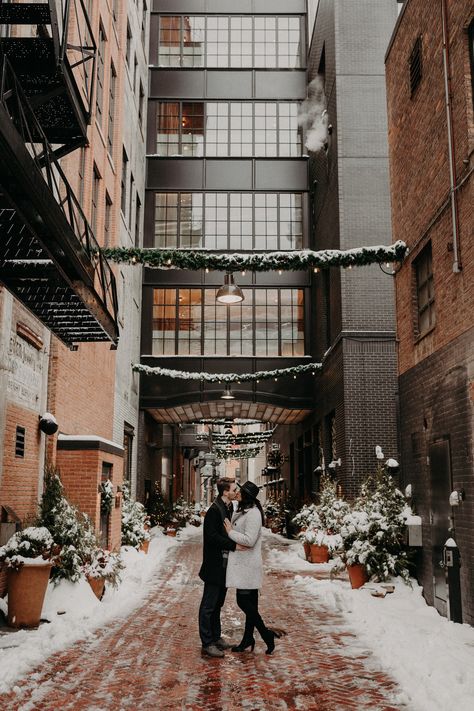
left=156, top=15, right=302, bottom=69
left=155, top=102, right=301, bottom=157
left=154, top=193, right=303, bottom=250
left=152, top=288, right=305, bottom=357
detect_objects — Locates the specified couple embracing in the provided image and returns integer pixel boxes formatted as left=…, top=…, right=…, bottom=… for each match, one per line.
left=198, top=477, right=280, bottom=658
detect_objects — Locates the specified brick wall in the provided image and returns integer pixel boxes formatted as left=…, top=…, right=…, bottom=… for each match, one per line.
left=399, top=328, right=474, bottom=624
left=56, top=443, right=124, bottom=552
left=386, top=0, right=474, bottom=623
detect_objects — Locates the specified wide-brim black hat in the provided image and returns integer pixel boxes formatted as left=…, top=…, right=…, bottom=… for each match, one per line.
left=239, top=481, right=260, bottom=500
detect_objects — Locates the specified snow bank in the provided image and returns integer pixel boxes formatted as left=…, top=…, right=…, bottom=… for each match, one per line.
left=275, top=538, right=474, bottom=711
left=0, top=528, right=182, bottom=693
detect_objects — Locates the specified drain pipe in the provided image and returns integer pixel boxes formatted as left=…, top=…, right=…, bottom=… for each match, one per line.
left=441, top=0, right=462, bottom=272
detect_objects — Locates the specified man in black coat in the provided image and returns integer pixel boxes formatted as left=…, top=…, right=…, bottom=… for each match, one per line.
left=198, top=477, right=239, bottom=657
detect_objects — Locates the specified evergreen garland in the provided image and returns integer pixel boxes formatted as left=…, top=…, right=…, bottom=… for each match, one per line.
left=213, top=446, right=263, bottom=460
left=103, top=241, right=408, bottom=271
left=133, top=361, right=321, bottom=383
left=211, top=429, right=275, bottom=445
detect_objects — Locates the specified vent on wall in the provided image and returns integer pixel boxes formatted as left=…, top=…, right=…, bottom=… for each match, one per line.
left=15, top=426, right=25, bottom=458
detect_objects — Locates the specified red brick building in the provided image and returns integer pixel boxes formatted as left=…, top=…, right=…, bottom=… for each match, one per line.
left=386, top=0, right=474, bottom=623
left=0, top=1, right=148, bottom=594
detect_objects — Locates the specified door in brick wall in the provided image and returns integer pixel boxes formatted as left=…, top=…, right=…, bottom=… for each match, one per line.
left=429, top=438, right=453, bottom=618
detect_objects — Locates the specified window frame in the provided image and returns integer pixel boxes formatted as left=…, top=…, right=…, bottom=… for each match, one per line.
left=155, top=100, right=302, bottom=158
left=414, top=242, right=435, bottom=338
left=153, top=191, right=304, bottom=251
left=155, top=14, right=304, bottom=69
left=151, top=287, right=305, bottom=357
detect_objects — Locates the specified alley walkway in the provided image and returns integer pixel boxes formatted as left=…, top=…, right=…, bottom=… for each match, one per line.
left=0, top=534, right=407, bottom=711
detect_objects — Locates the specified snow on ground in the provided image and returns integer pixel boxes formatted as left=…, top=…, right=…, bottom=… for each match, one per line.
left=272, top=538, right=474, bottom=711
left=0, top=526, right=200, bottom=694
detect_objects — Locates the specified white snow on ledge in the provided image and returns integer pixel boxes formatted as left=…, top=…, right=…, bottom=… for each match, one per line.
left=57, top=434, right=124, bottom=451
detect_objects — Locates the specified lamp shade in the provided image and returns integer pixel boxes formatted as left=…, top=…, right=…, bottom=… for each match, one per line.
left=221, top=387, right=235, bottom=400
left=216, top=273, right=244, bottom=304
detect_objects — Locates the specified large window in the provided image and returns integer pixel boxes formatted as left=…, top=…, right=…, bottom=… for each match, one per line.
left=152, top=288, right=305, bottom=357
left=154, top=192, right=303, bottom=250
left=155, top=101, right=301, bottom=157
left=155, top=15, right=303, bottom=68
left=415, top=242, right=435, bottom=336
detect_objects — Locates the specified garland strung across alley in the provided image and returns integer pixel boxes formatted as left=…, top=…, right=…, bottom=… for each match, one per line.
left=212, top=446, right=264, bottom=460
left=103, top=241, right=408, bottom=271
left=132, top=362, right=321, bottom=382
left=189, top=418, right=262, bottom=425
left=211, top=430, right=275, bottom=445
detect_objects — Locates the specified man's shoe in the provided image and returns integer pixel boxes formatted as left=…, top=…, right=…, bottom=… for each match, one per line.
left=215, top=637, right=233, bottom=650
left=202, top=644, right=225, bottom=658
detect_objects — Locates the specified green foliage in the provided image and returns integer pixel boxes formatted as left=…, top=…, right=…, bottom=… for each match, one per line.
left=0, top=527, right=56, bottom=570
left=317, top=474, right=350, bottom=534
left=37, top=465, right=98, bottom=582
left=339, top=463, right=410, bottom=582
left=147, top=483, right=171, bottom=527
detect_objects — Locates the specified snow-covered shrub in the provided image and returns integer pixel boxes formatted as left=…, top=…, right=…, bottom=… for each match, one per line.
left=121, top=483, right=150, bottom=548
left=303, top=528, right=342, bottom=552
left=83, top=548, right=124, bottom=588
left=339, top=459, right=410, bottom=582
left=317, top=474, right=350, bottom=534
left=37, top=466, right=98, bottom=582
left=172, top=496, right=194, bottom=528
left=292, top=503, right=321, bottom=531
left=0, top=527, right=56, bottom=570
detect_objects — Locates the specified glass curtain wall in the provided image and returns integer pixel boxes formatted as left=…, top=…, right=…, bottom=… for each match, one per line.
left=154, top=192, right=303, bottom=250
left=154, top=15, right=302, bottom=68
left=152, top=288, right=305, bottom=357
left=155, top=101, right=301, bottom=157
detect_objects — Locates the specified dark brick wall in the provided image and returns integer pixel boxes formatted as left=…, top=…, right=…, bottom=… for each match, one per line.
left=387, top=0, right=474, bottom=623
left=399, top=327, right=474, bottom=624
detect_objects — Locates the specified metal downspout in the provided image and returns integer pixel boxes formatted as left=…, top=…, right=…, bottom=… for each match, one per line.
left=441, top=0, right=462, bottom=272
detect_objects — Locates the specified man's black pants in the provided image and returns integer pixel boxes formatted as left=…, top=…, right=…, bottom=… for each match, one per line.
left=199, top=582, right=227, bottom=647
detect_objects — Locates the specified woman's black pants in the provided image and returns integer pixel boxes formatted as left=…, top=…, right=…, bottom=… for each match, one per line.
left=236, top=589, right=269, bottom=643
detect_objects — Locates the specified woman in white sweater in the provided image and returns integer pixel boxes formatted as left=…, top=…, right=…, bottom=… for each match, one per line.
left=224, top=481, right=280, bottom=654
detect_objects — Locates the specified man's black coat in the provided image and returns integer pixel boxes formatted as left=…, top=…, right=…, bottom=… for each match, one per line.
left=199, top=499, right=236, bottom=586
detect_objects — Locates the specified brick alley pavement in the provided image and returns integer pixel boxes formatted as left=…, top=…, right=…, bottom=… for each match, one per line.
left=0, top=533, right=408, bottom=711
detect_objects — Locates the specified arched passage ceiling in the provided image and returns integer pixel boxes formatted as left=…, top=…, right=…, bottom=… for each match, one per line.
left=145, top=400, right=311, bottom=425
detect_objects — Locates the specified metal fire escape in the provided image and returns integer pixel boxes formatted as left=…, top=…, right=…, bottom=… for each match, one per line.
left=0, top=0, right=119, bottom=348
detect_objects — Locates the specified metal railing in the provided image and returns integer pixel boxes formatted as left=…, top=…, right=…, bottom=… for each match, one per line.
left=0, top=0, right=96, bottom=118
left=0, top=55, right=118, bottom=330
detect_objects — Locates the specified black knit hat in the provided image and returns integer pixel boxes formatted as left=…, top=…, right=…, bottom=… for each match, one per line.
left=239, top=481, right=260, bottom=500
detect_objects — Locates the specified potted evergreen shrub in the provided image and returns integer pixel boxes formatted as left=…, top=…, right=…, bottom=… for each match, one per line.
left=0, top=527, right=57, bottom=628
left=82, top=548, right=124, bottom=599
left=36, top=465, right=98, bottom=584
left=339, top=456, right=410, bottom=588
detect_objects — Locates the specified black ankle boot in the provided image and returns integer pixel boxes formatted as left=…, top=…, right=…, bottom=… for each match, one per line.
left=263, top=629, right=281, bottom=655
left=231, top=638, right=255, bottom=653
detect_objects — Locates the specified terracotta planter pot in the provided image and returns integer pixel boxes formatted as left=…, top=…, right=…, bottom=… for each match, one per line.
left=303, top=541, right=311, bottom=561
left=347, top=563, right=368, bottom=589
left=139, top=539, right=150, bottom=553
left=7, top=562, right=52, bottom=629
left=166, top=529, right=177, bottom=537
left=309, top=544, right=330, bottom=564
left=87, top=575, right=106, bottom=600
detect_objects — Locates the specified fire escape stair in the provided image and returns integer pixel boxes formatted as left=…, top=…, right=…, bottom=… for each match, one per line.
left=0, top=53, right=119, bottom=348
left=0, top=1, right=93, bottom=157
